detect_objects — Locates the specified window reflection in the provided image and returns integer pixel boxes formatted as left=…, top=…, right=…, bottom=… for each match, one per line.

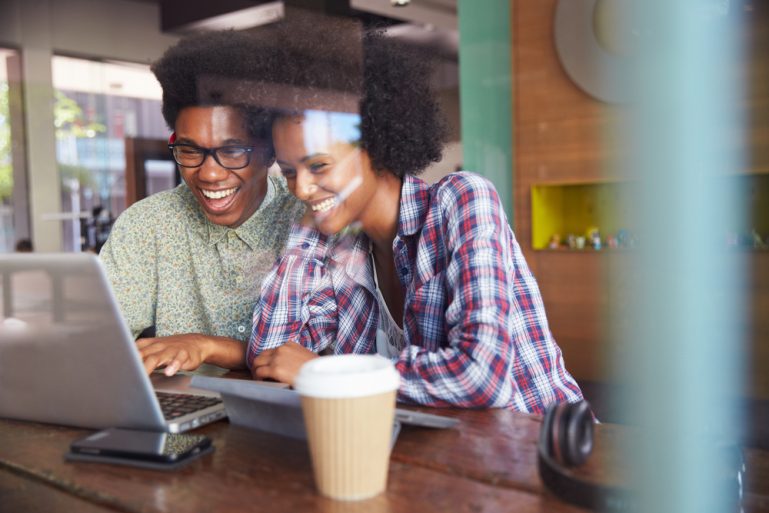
left=51, top=56, right=168, bottom=252
left=0, top=47, right=25, bottom=253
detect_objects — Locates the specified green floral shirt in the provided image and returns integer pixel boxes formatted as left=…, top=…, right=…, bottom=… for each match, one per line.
left=101, top=176, right=304, bottom=345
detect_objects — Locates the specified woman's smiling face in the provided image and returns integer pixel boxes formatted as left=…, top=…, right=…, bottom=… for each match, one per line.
left=174, top=105, right=269, bottom=228
left=272, top=114, right=374, bottom=235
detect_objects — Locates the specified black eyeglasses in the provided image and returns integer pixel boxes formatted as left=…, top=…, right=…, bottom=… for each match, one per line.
left=168, top=143, right=256, bottom=170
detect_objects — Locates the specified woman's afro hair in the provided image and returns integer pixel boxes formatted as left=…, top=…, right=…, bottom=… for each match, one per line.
left=359, top=32, right=448, bottom=177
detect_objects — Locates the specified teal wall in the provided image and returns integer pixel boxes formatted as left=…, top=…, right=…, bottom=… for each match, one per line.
left=457, top=0, right=513, bottom=222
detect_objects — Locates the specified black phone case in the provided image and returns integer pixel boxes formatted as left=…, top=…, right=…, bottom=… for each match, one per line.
left=65, top=445, right=214, bottom=471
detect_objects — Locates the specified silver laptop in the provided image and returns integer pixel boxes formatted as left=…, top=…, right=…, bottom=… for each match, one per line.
left=0, top=253, right=226, bottom=433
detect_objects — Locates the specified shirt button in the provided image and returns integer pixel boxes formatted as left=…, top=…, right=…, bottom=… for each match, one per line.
left=237, top=325, right=246, bottom=333
left=400, top=267, right=409, bottom=276
left=301, top=242, right=310, bottom=249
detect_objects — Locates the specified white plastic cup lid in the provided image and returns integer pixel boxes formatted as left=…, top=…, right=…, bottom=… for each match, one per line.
left=294, top=354, right=400, bottom=399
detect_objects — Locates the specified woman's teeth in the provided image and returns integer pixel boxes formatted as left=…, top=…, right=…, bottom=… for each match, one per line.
left=312, top=198, right=337, bottom=213
left=202, top=187, right=237, bottom=199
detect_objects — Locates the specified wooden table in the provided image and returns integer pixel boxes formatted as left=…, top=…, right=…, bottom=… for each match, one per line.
left=2, top=403, right=768, bottom=513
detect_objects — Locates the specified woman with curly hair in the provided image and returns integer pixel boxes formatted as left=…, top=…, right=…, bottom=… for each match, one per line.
left=247, top=28, right=584, bottom=413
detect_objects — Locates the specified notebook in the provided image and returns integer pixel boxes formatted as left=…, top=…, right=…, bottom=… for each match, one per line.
left=0, top=253, right=225, bottom=433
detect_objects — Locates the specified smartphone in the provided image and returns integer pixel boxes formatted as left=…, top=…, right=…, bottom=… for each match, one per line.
left=66, top=428, right=213, bottom=470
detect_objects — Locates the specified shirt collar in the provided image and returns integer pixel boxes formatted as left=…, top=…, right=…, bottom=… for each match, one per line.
left=188, top=177, right=276, bottom=250
left=333, top=175, right=430, bottom=291
left=398, top=174, right=430, bottom=237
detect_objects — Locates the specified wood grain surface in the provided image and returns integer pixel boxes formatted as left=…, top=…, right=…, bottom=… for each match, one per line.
left=3, top=403, right=767, bottom=513
left=0, top=413, right=587, bottom=513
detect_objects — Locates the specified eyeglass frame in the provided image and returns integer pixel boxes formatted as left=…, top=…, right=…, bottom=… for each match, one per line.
left=168, top=142, right=260, bottom=170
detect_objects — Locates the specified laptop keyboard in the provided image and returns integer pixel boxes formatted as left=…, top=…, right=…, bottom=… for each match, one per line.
left=155, top=391, right=223, bottom=420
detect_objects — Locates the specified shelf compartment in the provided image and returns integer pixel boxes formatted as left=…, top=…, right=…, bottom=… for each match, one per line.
left=530, top=182, right=632, bottom=250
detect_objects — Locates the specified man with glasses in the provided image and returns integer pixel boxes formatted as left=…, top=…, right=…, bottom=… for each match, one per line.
left=100, top=31, right=303, bottom=376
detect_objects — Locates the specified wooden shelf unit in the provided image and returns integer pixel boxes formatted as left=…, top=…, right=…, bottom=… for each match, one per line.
left=513, top=0, right=769, bottom=398
left=530, top=181, right=634, bottom=251
left=530, top=173, right=769, bottom=252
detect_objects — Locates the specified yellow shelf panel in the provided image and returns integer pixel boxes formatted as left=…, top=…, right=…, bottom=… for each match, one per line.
left=531, top=182, right=632, bottom=250
left=531, top=174, right=769, bottom=251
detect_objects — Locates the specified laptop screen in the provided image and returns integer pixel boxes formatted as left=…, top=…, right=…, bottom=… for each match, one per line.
left=0, top=253, right=167, bottom=431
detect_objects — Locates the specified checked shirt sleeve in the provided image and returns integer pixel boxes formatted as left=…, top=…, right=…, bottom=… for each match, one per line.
left=247, top=224, right=338, bottom=367
left=395, top=174, right=518, bottom=408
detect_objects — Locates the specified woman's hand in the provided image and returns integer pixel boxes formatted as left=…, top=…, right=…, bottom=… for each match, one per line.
left=250, top=342, right=319, bottom=385
left=136, top=335, right=247, bottom=375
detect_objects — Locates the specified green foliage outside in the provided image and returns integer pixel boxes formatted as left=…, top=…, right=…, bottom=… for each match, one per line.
left=54, top=91, right=106, bottom=140
left=0, top=81, right=11, bottom=202
left=0, top=87, right=107, bottom=201
left=54, top=91, right=105, bottom=193
left=59, top=162, right=95, bottom=189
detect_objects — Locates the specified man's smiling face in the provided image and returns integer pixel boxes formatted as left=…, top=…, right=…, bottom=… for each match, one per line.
left=173, top=105, right=269, bottom=228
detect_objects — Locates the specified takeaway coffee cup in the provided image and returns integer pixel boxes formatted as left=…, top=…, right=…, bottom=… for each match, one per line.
left=294, top=354, right=400, bottom=500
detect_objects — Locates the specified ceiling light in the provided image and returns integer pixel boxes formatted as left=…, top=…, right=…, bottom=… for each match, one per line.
left=167, top=1, right=284, bottom=33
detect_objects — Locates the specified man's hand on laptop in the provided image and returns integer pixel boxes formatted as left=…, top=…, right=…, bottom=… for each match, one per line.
left=250, top=341, right=318, bottom=385
left=137, top=335, right=248, bottom=375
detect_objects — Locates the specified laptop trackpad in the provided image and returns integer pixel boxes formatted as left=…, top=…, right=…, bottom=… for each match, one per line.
left=151, top=373, right=220, bottom=397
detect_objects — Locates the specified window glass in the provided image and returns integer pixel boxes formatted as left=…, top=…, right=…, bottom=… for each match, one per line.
left=51, top=56, right=168, bottom=252
left=0, top=47, right=26, bottom=253
left=144, top=159, right=177, bottom=197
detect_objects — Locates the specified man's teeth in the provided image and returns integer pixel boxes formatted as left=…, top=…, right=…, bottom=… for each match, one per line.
left=312, top=198, right=337, bottom=213
left=201, top=187, right=237, bottom=199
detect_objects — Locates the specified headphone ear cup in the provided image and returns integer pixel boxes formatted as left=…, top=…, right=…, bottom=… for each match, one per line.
left=539, top=400, right=635, bottom=512
left=551, top=402, right=570, bottom=466
left=541, top=402, right=559, bottom=458
left=563, top=401, right=593, bottom=467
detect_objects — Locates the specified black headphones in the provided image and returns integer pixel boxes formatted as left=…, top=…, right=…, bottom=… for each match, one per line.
left=538, top=401, right=744, bottom=512
left=538, top=400, right=638, bottom=512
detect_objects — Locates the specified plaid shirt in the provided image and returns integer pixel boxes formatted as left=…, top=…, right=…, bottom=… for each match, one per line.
left=248, top=172, right=583, bottom=413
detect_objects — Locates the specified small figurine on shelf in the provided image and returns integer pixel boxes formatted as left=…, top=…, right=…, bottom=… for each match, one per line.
left=575, top=236, right=586, bottom=250
left=617, top=228, right=633, bottom=249
left=607, top=235, right=619, bottom=249
left=586, top=226, right=601, bottom=251
left=548, top=234, right=561, bottom=250
left=567, top=234, right=577, bottom=249
left=617, top=228, right=628, bottom=248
